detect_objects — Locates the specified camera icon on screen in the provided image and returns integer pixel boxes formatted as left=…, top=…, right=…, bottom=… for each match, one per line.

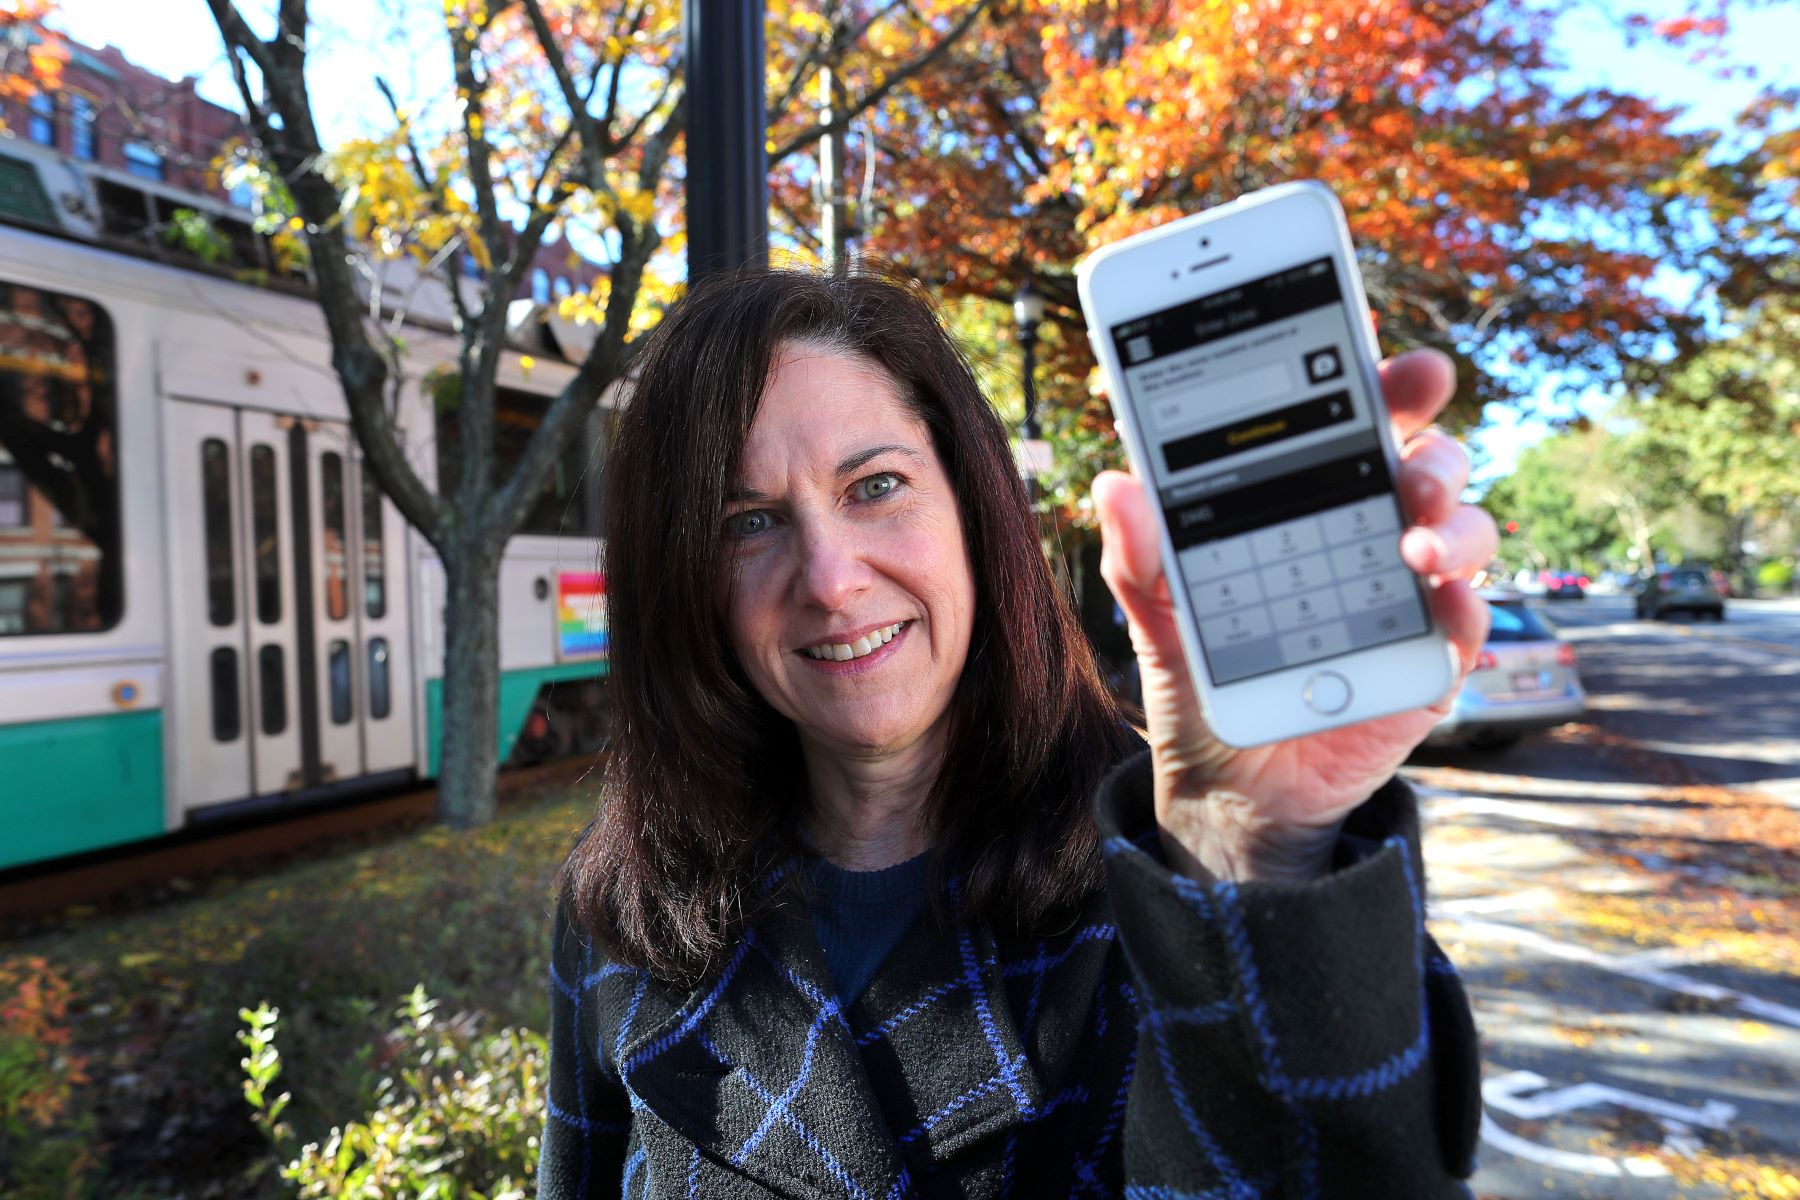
left=1304, top=346, right=1344, bottom=384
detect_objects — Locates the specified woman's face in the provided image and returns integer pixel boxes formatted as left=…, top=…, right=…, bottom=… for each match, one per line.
left=719, top=343, right=976, bottom=760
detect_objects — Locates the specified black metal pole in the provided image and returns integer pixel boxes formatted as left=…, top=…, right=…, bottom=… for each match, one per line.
left=684, top=0, right=769, bottom=279
left=1020, top=327, right=1040, bottom=502
left=1020, top=329, right=1040, bottom=442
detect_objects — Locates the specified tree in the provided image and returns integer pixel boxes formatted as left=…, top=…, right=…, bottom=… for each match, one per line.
left=205, top=0, right=994, bottom=827
left=843, top=0, right=1797, bottom=527
left=1626, top=291, right=1800, bottom=578
left=1481, top=430, right=1624, bottom=574
left=0, top=0, right=66, bottom=124
left=207, top=0, right=685, bottom=826
left=763, top=0, right=996, bottom=267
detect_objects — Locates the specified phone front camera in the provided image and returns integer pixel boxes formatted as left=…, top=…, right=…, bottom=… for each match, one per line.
left=1200, top=237, right=1211, bottom=248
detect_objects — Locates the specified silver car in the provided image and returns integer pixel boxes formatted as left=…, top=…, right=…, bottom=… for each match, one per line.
left=1427, top=591, right=1586, bottom=749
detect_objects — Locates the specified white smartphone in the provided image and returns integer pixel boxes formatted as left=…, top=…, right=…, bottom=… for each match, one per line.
left=1077, top=181, right=1455, bottom=747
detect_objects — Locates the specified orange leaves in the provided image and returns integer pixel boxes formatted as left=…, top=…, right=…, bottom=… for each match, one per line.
left=0, top=955, right=89, bottom=1131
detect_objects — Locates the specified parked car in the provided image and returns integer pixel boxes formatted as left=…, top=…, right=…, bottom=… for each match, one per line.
left=1541, top=570, right=1588, bottom=600
left=1635, top=567, right=1726, bottom=621
left=1427, top=591, right=1587, bottom=749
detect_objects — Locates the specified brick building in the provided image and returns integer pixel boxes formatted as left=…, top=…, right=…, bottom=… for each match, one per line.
left=0, top=26, right=602, bottom=300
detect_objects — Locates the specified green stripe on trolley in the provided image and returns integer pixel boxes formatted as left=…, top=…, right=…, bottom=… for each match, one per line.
left=424, top=660, right=607, bottom=777
left=0, top=709, right=165, bottom=870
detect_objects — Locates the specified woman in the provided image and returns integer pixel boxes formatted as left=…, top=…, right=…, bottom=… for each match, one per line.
left=542, top=267, right=1493, bottom=1198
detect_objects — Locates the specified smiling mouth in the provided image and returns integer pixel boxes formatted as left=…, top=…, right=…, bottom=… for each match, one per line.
left=801, top=621, right=909, bottom=662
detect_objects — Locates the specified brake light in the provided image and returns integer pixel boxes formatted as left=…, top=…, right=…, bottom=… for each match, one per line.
left=1476, top=650, right=1498, bottom=671
left=1556, top=643, right=1577, bottom=667
left=1577, top=576, right=1590, bottom=587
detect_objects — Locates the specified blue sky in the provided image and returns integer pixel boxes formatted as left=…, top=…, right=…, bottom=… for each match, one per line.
left=48, top=0, right=1800, bottom=483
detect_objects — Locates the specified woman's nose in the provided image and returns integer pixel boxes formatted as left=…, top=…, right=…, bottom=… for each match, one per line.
left=793, top=516, right=872, bottom=610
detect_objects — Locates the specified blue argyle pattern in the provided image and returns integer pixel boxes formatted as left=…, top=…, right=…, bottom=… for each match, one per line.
left=538, top=753, right=1482, bottom=1198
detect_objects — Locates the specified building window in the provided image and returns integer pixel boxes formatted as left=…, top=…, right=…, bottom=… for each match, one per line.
left=0, top=281, right=123, bottom=637
left=28, top=92, right=55, bottom=147
left=123, top=141, right=164, bottom=182
left=0, top=461, right=25, bottom=526
left=70, top=96, right=97, bottom=161
left=0, top=580, right=27, bottom=635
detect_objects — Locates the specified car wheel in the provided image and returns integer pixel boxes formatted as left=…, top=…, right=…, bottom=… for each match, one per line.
left=1713, top=608, right=1726, bottom=621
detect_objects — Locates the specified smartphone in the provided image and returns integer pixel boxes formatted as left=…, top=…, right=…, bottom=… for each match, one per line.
left=1077, top=181, right=1455, bottom=747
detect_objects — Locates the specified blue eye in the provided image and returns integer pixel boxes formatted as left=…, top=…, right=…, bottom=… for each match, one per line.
left=855, top=472, right=901, bottom=501
left=724, top=510, right=772, bottom=538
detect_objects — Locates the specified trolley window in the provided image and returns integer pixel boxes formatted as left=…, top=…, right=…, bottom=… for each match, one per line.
left=368, top=636, right=391, bottom=719
left=435, top=384, right=606, bottom=537
left=321, top=452, right=348, bottom=620
left=257, top=644, right=287, bottom=735
left=327, top=639, right=353, bottom=724
left=210, top=646, right=241, bottom=742
left=362, top=471, right=386, bottom=619
left=201, top=438, right=235, bottom=626
left=250, top=444, right=281, bottom=624
left=0, top=281, right=123, bottom=636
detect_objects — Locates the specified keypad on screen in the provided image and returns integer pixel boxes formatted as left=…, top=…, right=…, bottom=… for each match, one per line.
left=1176, top=496, right=1427, bottom=683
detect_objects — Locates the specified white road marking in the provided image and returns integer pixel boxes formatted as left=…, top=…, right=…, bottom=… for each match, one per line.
left=1481, top=1070, right=1741, bottom=1177
left=1484, top=1070, right=1735, bottom=1130
left=1437, top=914, right=1800, bottom=1028
left=1479, top=1113, right=1667, bottom=1178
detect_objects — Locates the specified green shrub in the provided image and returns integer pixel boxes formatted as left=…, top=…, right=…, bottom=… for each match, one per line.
left=240, top=987, right=544, bottom=1199
left=1755, top=559, right=1793, bottom=594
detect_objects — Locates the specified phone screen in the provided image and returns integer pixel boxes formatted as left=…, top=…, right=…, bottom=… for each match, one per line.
left=1108, top=256, right=1430, bottom=685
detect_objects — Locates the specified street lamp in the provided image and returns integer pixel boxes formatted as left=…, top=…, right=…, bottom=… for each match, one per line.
left=1012, top=277, right=1050, bottom=484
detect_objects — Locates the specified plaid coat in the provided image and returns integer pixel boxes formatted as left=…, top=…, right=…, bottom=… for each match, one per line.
left=540, top=752, right=1482, bottom=1198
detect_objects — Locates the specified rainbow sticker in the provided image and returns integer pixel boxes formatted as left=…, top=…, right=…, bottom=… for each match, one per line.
left=556, top=572, right=608, bottom=660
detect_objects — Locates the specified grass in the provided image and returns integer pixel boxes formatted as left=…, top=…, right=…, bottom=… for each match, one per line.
left=0, top=760, right=598, bottom=1199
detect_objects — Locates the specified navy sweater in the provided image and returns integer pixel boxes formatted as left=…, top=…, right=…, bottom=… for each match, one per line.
left=806, top=852, right=931, bottom=1006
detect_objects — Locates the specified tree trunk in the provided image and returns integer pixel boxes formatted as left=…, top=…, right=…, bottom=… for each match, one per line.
left=438, top=539, right=503, bottom=828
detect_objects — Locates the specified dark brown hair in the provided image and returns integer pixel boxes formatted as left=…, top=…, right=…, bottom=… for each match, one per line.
left=561, top=266, right=1134, bottom=983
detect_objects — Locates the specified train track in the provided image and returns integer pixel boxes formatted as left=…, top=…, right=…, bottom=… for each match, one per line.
left=0, top=757, right=598, bottom=926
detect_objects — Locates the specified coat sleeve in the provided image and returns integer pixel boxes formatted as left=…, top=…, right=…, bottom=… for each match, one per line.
left=538, top=900, right=633, bottom=1200
left=1094, top=750, right=1481, bottom=1198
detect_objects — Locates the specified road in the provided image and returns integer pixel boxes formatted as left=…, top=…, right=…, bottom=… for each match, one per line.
left=1408, top=595, right=1800, bottom=1198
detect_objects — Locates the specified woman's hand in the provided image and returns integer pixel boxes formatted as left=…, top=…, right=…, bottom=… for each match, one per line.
left=1094, top=348, right=1496, bottom=885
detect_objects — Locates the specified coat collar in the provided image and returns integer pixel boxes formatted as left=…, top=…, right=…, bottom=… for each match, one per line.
left=618, top=878, right=1079, bottom=1197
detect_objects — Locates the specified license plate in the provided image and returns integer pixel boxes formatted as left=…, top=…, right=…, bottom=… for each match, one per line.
left=1511, top=671, right=1545, bottom=693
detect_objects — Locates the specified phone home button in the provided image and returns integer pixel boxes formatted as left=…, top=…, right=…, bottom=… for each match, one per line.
left=1303, top=670, right=1352, bottom=716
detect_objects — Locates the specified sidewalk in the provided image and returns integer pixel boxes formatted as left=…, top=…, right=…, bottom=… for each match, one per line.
left=1410, top=738, right=1800, bottom=1198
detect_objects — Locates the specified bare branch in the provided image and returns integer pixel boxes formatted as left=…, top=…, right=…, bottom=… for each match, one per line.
left=205, top=0, right=444, bottom=545
left=518, top=0, right=609, bottom=178
left=769, top=0, right=994, bottom=163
